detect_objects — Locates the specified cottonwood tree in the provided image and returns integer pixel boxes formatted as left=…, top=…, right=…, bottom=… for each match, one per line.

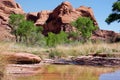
left=17, top=20, right=35, bottom=43
left=71, top=17, right=96, bottom=42
left=9, top=14, right=44, bottom=45
left=9, top=14, right=24, bottom=42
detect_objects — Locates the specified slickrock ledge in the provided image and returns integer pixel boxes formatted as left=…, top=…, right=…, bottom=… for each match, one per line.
left=74, top=56, right=120, bottom=67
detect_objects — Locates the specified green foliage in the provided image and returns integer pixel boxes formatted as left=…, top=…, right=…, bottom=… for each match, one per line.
left=71, top=17, right=96, bottom=41
left=46, top=31, right=68, bottom=47
left=46, top=32, right=56, bottom=47
left=56, top=31, right=68, bottom=44
left=9, top=14, right=25, bottom=31
left=112, top=0, right=120, bottom=12
left=17, top=20, right=35, bottom=37
left=17, top=20, right=45, bottom=45
left=69, top=31, right=80, bottom=38
left=9, top=14, right=45, bottom=46
left=9, top=14, right=25, bottom=41
left=28, top=28, right=46, bottom=46
left=17, top=20, right=35, bottom=43
left=105, top=0, right=120, bottom=24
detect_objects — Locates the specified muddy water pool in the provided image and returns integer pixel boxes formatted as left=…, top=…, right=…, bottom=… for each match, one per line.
left=3, top=65, right=120, bottom=80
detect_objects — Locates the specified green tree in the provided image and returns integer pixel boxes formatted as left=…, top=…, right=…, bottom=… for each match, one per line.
left=17, top=20, right=35, bottom=43
left=9, top=14, right=25, bottom=42
left=46, top=31, right=68, bottom=47
left=9, top=14, right=45, bottom=46
left=71, top=17, right=96, bottom=42
left=17, top=20, right=44, bottom=45
left=105, top=0, right=120, bottom=24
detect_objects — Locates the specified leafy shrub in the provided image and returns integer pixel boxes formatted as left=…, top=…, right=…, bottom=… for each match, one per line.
left=71, top=17, right=97, bottom=42
left=46, top=31, right=68, bottom=47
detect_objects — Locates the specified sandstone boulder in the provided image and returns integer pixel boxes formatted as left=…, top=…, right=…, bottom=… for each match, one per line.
left=1, top=52, right=41, bottom=64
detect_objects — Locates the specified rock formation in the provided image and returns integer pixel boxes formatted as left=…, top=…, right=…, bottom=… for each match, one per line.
left=0, top=0, right=24, bottom=41
left=35, top=10, right=52, bottom=26
left=26, top=11, right=52, bottom=26
left=74, top=56, right=120, bottom=67
left=26, top=12, right=38, bottom=23
left=26, top=1, right=98, bottom=35
left=92, top=29, right=120, bottom=42
left=0, top=0, right=119, bottom=42
left=1, top=52, right=41, bottom=64
left=42, top=1, right=98, bottom=35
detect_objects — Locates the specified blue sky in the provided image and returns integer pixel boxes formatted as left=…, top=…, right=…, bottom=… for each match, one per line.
left=15, top=0, right=119, bottom=33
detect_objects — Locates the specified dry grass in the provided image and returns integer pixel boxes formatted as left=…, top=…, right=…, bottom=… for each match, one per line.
left=0, top=41, right=45, bottom=53
left=0, top=41, right=49, bottom=59
left=0, top=54, right=8, bottom=80
left=0, top=42, right=120, bottom=58
left=0, top=41, right=120, bottom=59
left=50, top=42, right=120, bottom=57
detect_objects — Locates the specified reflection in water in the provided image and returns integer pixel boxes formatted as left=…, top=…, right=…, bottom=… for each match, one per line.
left=99, top=70, right=120, bottom=80
left=3, top=65, right=119, bottom=80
